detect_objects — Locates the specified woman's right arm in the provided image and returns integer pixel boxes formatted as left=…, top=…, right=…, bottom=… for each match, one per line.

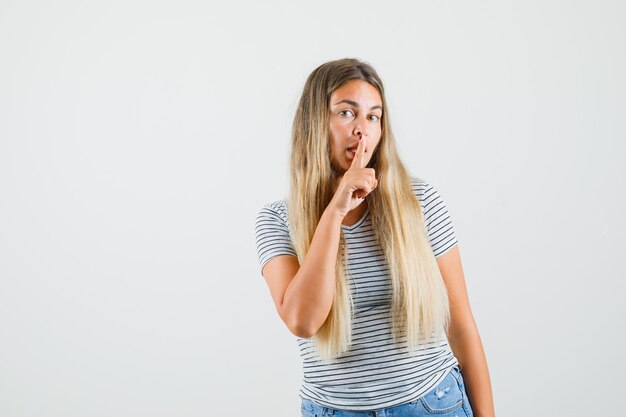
left=262, top=207, right=345, bottom=338
left=261, top=135, right=377, bottom=338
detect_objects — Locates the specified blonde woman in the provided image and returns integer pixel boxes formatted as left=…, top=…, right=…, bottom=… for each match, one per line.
left=255, top=58, right=495, bottom=417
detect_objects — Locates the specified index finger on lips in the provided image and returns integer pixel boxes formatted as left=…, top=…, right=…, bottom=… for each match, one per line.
left=349, top=135, right=363, bottom=170
left=356, top=135, right=367, bottom=169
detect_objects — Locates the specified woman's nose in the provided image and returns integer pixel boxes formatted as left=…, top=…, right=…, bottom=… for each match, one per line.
left=353, top=119, right=368, bottom=137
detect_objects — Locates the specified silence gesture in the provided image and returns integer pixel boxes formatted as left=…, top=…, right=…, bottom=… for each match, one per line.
left=328, top=135, right=379, bottom=219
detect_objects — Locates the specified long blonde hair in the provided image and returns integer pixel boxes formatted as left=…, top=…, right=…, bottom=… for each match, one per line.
left=287, top=58, right=450, bottom=363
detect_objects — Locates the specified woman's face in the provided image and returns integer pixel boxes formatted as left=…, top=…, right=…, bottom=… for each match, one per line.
left=328, top=79, right=383, bottom=174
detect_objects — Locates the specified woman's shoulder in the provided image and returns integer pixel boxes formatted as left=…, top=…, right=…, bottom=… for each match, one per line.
left=409, top=176, right=452, bottom=209
left=260, top=198, right=288, bottom=211
left=256, top=198, right=290, bottom=225
left=409, top=176, right=430, bottom=198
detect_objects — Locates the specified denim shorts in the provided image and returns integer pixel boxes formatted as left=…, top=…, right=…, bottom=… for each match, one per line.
left=300, top=365, right=473, bottom=417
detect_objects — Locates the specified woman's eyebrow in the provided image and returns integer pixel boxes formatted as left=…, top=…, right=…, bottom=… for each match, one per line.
left=332, top=99, right=382, bottom=111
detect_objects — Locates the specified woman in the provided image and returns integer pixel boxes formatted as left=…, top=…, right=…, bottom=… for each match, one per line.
left=255, top=58, right=495, bottom=417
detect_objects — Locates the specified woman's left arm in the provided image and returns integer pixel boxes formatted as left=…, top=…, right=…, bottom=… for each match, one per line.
left=436, top=244, right=496, bottom=417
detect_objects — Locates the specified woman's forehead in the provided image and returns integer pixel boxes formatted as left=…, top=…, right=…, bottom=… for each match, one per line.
left=330, top=80, right=382, bottom=107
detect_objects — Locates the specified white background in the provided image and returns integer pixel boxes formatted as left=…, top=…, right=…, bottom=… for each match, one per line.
left=1, top=1, right=624, bottom=416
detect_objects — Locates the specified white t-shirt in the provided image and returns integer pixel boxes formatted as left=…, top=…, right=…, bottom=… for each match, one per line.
left=254, top=176, right=460, bottom=411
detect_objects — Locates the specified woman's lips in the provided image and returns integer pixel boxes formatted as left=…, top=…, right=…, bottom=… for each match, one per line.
left=347, top=148, right=357, bottom=158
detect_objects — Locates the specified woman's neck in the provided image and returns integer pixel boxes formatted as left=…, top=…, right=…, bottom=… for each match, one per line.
left=342, top=200, right=368, bottom=226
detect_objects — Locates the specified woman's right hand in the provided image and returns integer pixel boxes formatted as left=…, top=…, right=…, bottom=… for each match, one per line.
left=328, top=135, right=379, bottom=219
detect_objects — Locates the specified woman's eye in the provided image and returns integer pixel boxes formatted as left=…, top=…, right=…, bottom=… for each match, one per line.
left=339, top=110, right=354, bottom=118
left=370, top=115, right=381, bottom=122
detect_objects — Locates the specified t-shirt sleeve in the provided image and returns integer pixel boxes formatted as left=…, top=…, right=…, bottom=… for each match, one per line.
left=254, top=201, right=298, bottom=274
left=412, top=178, right=459, bottom=258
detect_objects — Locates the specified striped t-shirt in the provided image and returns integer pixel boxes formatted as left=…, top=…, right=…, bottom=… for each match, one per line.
left=254, top=177, right=460, bottom=411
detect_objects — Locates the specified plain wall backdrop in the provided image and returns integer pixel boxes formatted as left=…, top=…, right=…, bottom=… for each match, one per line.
left=1, top=1, right=624, bottom=416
